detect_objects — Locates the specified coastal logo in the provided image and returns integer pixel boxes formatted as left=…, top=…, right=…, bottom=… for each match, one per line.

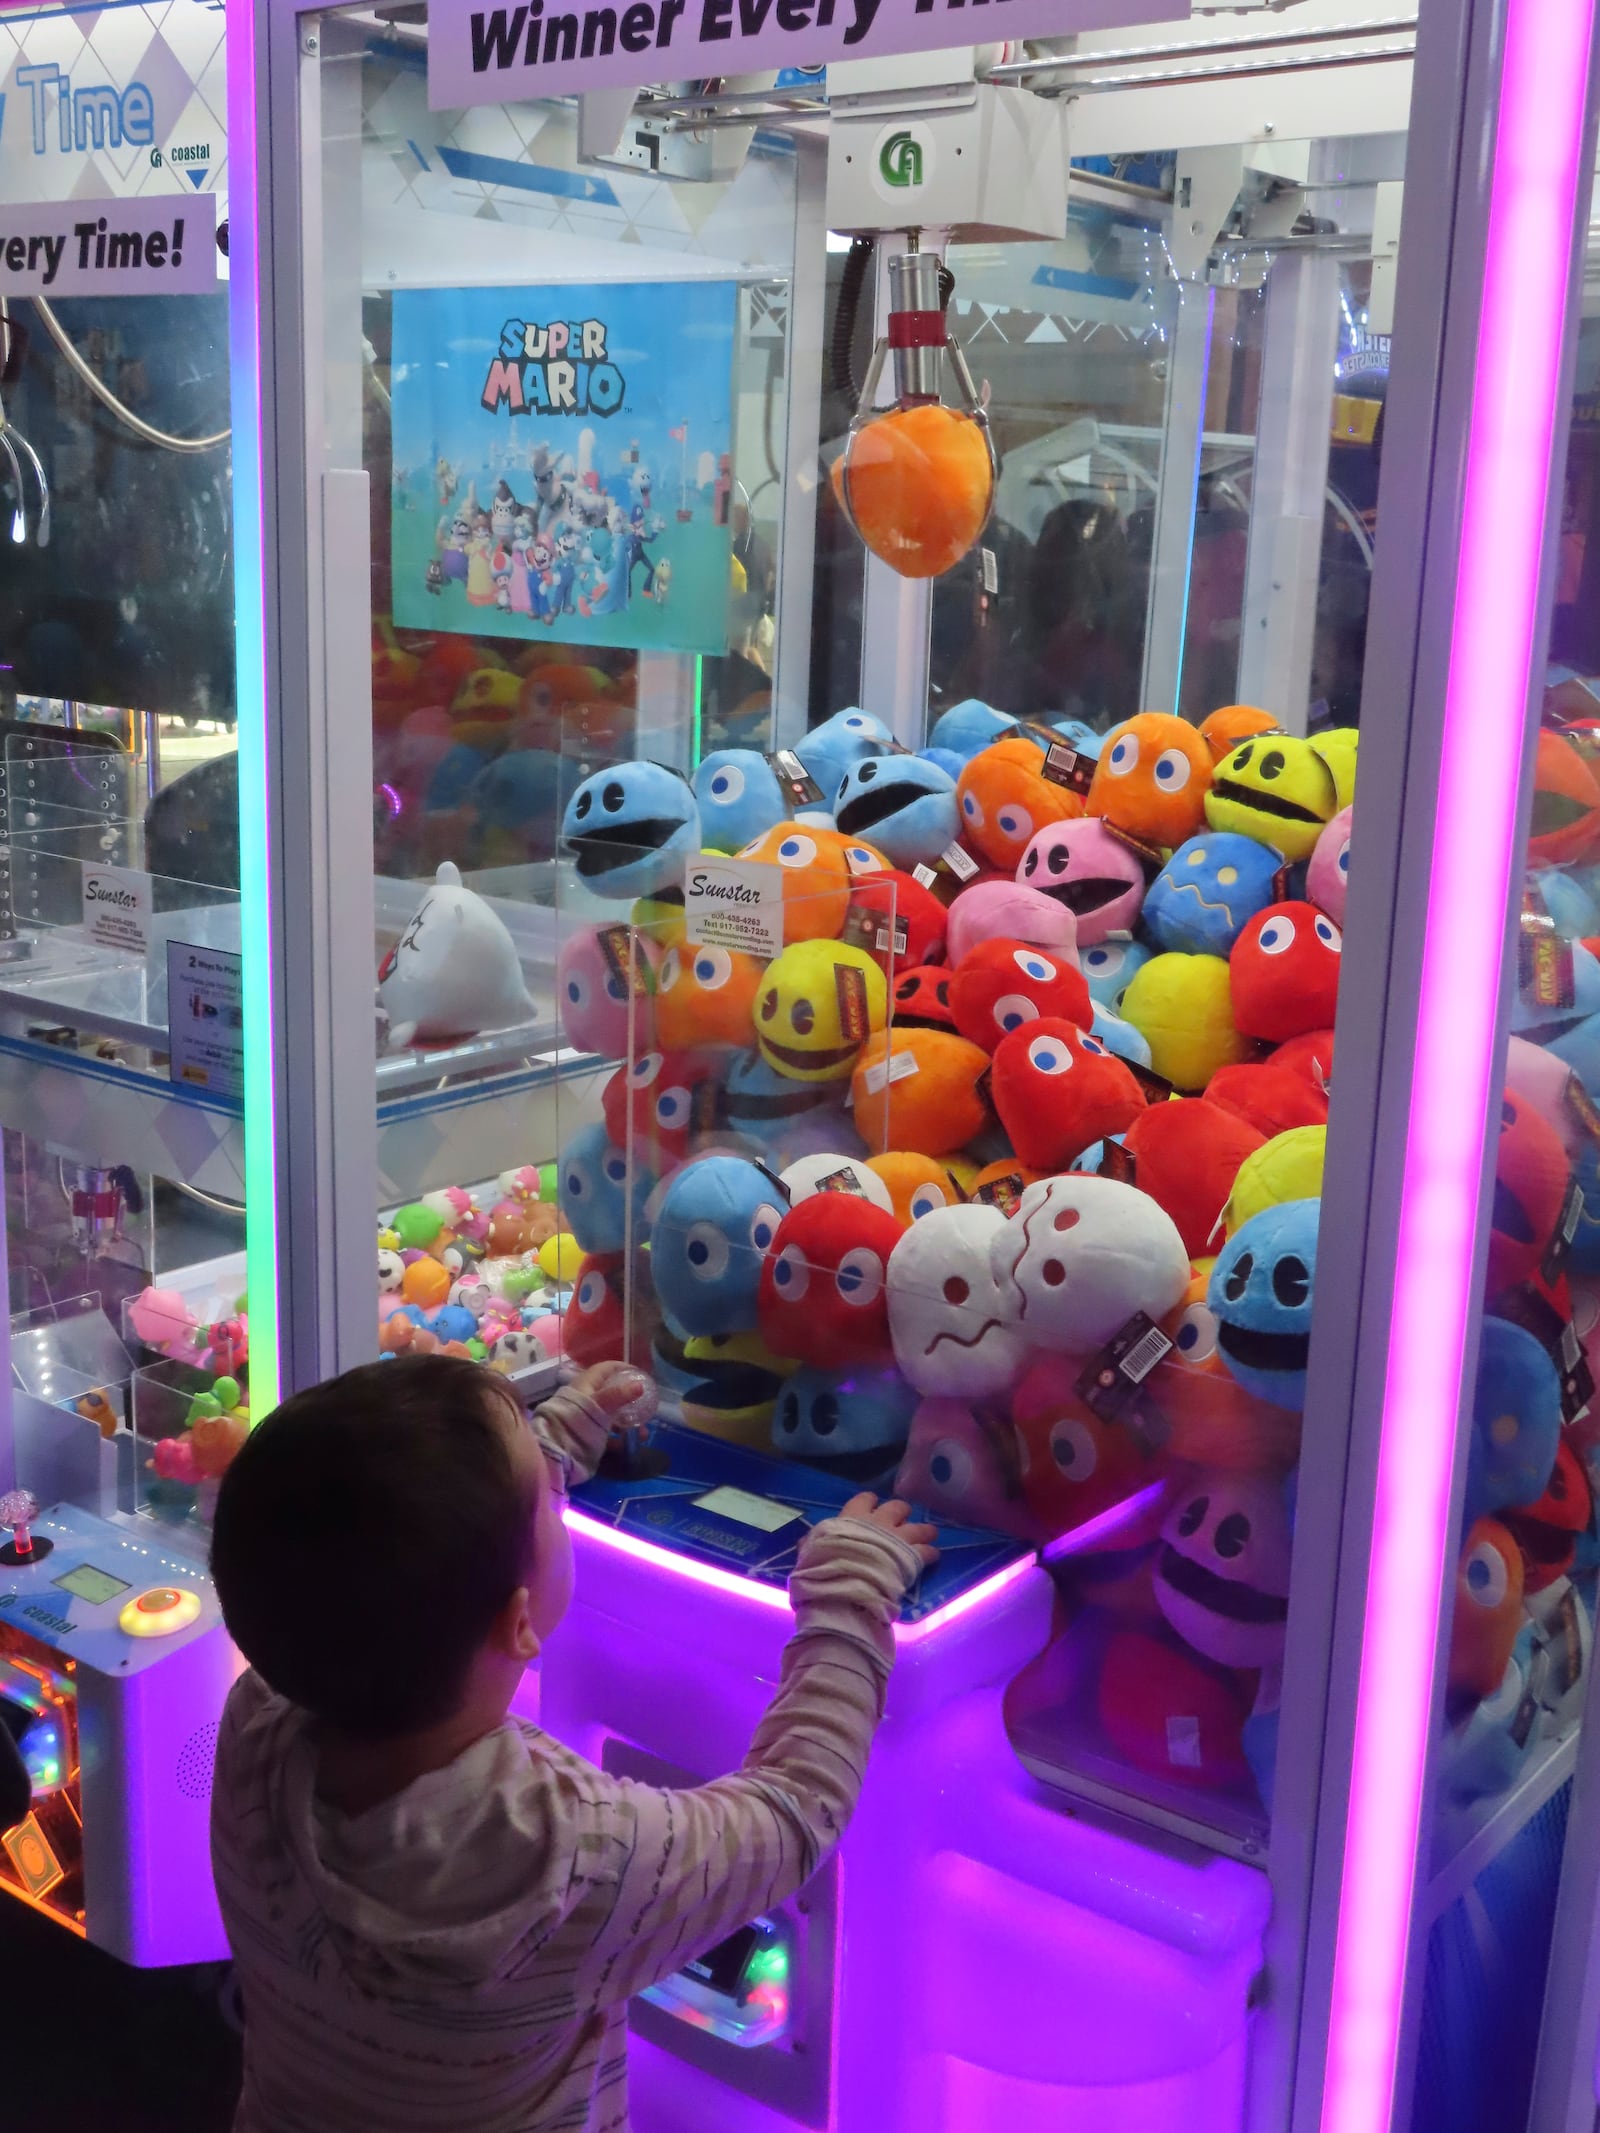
left=871, top=119, right=932, bottom=202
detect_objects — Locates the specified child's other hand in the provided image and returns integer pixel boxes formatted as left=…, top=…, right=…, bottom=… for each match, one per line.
left=840, top=1493, right=940, bottom=1568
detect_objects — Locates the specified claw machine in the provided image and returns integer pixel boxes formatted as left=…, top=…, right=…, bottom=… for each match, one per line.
left=0, top=0, right=264, bottom=1961
left=237, top=0, right=1600, bottom=2127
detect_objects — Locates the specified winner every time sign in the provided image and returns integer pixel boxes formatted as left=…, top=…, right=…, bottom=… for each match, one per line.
left=430, top=0, right=1181, bottom=108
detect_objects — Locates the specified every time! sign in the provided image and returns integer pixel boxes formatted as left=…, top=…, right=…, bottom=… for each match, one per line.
left=430, top=0, right=1182, bottom=108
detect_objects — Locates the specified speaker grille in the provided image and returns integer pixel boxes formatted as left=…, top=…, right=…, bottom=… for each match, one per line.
left=175, top=1720, right=221, bottom=1802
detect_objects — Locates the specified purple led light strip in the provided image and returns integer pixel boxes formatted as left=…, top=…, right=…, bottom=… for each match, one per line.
left=1321, top=5, right=1597, bottom=2129
left=566, top=1507, right=1037, bottom=1643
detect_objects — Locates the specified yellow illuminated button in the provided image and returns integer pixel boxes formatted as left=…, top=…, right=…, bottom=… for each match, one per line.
left=119, top=1586, right=202, bottom=1638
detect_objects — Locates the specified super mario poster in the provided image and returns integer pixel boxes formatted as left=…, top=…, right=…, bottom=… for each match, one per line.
left=390, top=280, right=737, bottom=653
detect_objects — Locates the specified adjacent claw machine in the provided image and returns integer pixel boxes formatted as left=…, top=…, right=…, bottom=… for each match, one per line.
left=0, top=0, right=252, bottom=1960
left=235, top=0, right=1600, bottom=2129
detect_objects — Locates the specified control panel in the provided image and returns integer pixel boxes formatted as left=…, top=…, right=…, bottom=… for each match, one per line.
left=0, top=1504, right=219, bottom=1675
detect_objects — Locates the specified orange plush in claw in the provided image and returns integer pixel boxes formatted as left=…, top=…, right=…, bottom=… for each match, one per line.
left=957, top=737, right=1080, bottom=872
left=1200, top=705, right=1281, bottom=763
left=1528, top=728, right=1600, bottom=866
left=832, top=404, right=994, bottom=580
left=1087, top=713, right=1214, bottom=849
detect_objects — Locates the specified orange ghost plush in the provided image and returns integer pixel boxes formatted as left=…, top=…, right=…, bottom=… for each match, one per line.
left=1087, top=713, right=1214, bottom=850
left=956, top=738, right=1080, bottom=873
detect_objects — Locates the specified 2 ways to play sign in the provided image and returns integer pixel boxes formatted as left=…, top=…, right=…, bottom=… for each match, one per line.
left=429, top=0, right=1182, bottom=105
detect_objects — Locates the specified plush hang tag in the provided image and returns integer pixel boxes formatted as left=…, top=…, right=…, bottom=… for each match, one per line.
left=973, top=1169, right=1025, bottom=1214
left=813, top=1165, right=867, bottom=1196
left=863, top=1048, right=918, bottom=1096
left=1099, top=1139, right=1138, bottom=1187
left=1123, top=1059, right=1175, bottom=1107
left=911, top=863, right=939, bottom=890
left=1565, top=1070, right=1600, bottom=1145
left=1543, top=1178, right=1586, bottom=1285
left=843, top=898, right=907, bottom=961
left=690, top=1079, right=722, bottom=1136
left=1520, top=882, right=1577, bottom=1012
left=1009, top=718, right=1065, bottom=756
left=974, top=1064, right=995, bottom=1114
left=769, top=749, right=824, bottom=808
left=980, top=547, right=999, bottom=595
left=1498, top=1283, right=1594, bottom=1425
left=1101, top=820, right=1165, bottom=874
left=940, top=842, right=981, bottom=882
left=1271, top=865, right=1295, bottom=904
left=1042, top=742, right=1096, bottom=797
left=597, top=923, right=655, bottom=996
left=1076, top=1311, right=1174, bottom=1422
left=835, top=963, right=871, bottom=1044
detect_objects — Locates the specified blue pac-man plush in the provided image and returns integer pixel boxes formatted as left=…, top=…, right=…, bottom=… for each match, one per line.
left=469, top=748, right=569, bottom=838
left=1080, top=936, right=1152, bottom=1013
left=560, top=760, right=699, bottom=899
left=1464, top=1315, right=1562, bottom=1527
left=650, top=1153, right=788, bottom=1339
left=1142, top=833, right=1282, bottom=958
left=1208, top=1197, right=1320, bottom=1411
left=927, top=698, right=1014, bottom=762
left=919, top=746, right=967, bottom=782
left=558, top=1118, right=656, bottom=1256
left=1091, top=1004, right=1153, bottom=1069
left=770, top=1365, right=917, bottom=1485
left=692, top=749, right=789, bottom=854
left=793, top=708, right=892, bottom=801
left=834, top=755, right=959, bottom=870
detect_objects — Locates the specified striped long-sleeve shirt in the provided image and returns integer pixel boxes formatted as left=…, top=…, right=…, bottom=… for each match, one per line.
left=210, top=1394, right=921, bottom=2133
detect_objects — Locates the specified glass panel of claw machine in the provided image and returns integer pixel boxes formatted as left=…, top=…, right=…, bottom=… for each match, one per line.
left=1394, top=127, right=1600, bottom=2133
left=0, top=0, right=243, bottom=1966
left=312, top=8, right=1413, bottom=2129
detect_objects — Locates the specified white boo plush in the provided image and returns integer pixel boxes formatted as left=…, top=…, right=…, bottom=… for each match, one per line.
left=378, top=861, right=536, bottom=1050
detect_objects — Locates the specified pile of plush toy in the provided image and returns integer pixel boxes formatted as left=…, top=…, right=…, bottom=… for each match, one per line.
left=373, top=693, right=1600, bottom=1824
left=374, top=1173, right=584, bottom=1371
left=528, top=697, right=1360, bottom=1811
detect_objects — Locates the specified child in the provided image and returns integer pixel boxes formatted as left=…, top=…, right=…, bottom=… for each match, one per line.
left=209, top=1352, right=936, bottom=2133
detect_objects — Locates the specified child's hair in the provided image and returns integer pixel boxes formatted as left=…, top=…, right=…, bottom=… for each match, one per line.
left=211, top=1356, right=537, bottom=1739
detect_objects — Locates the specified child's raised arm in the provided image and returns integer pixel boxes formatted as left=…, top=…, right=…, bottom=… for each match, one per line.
left=565, top=1500, right=935, bottom=2012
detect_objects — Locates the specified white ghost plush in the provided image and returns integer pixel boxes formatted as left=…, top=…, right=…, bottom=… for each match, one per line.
left=378, top=862, right=536, bottom=1049
left=887, top=1203, right=1028, bottom=1399
left=991, top=1174, right=1189, bottom=1353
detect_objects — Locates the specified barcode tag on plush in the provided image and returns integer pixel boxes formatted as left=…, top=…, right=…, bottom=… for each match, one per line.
left=1567, top=1071, right=1600, bottom=1145
left=1043, top=743, right=1095, bottom=796
left=912, top=863, right=939, bottom=890
left=1543, top=1179, right=1586, bottom=1283
left=980, top=547, right=998, bottom=594
left=770, top=749, right=824, bottom=807
left=941, top=842, right=980, bottom=882
left=1166, top=1716, right=1202, bottom=1769
left=1076, top=1311, right=1173, bottom=1421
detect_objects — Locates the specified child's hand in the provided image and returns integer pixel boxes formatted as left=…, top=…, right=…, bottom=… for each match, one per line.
left=576, top=1361, right=657, bottom=1428
left=840, top=1493, right=940, bottom=1568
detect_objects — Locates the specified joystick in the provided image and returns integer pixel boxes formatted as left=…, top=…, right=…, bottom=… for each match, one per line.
left=593, top=1367, right=672, bottom=1480
left=0, top=1490, right=50, bottom=1567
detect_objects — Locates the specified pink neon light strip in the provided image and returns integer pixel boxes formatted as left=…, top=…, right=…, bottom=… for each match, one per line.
left=1321, top=7, right=1597, bottom=2130
left=566, top=1508, right=1037, bottom=1644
